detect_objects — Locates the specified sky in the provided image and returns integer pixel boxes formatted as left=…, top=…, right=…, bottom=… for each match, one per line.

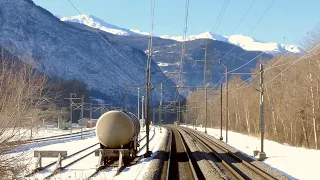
left=32, top=0, right=320, bottom=45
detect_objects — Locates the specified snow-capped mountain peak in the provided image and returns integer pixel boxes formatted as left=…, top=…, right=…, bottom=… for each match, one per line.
left=61, top=14, right=300, bottom=54
left=160, top=32, right=301, bottom=54
left=61, top=14, right=149, bottom=36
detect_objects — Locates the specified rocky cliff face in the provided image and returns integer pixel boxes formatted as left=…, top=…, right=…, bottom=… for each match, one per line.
left=0, top=0, right=177, bottom=106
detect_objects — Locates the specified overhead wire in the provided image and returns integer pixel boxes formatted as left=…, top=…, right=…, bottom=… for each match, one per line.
left=189, top=0, right=230, bottom=56
left=265, top=43, right=320, bottom=86
left=226, top=47, right=320, bottom=94
left=220, top=0, right=276, bottom=67
left=178, top=0, right=190, bottom=86
left=174, top=0, right=190, bottom=101
left=226, top=52, right=290, bottom=93
left=230, top=0, right=256, bottom=35
left=248, top=0, right=276, bottom=34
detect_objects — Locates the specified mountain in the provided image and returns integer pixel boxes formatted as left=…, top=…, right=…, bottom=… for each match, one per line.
left=64, top=19, right=273, bottom=88
left=160, top=32, right=301, bottom=54
left=61, top=15, right=301, bottom=55
left=149, top=39, right=273, bottom=88
left=0, top=0, right=178, bottom=107
left=61, top=14, right=149, bottom=36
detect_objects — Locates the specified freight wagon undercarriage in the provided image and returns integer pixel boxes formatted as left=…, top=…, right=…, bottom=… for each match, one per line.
left=95, top=148, right=133, bottom=170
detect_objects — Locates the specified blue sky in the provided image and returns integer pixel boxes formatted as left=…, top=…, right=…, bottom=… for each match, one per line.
left=33, top=0, right=320, bottom=45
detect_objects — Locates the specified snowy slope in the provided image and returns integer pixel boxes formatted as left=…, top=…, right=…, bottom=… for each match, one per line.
left=182, top=125, right=319, bottom=180
left=61, top=14, right=149, bottom=36
left=160, top=32, right=301, bottom=54
left=0, top=0, right=176, bottom=105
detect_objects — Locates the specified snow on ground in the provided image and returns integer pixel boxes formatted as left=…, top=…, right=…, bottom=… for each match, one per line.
left=182, top=125, right=319, bottom=180
left=6, top=125, right=95, bottom=141
left=8, top=126, right=165, bottom=180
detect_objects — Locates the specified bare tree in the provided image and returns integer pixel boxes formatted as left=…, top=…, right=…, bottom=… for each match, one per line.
left=0, top=55, right=60, bottom=178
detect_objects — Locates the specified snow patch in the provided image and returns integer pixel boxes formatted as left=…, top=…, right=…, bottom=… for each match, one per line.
left=182, top=125, right=319, bottom=180
left=161, top=32, right=301, bottom=54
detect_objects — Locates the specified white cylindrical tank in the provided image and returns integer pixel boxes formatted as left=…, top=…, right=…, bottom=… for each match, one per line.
left=96, top=111, right=134, bottom=148
left=96, top=110, right=140, bottom=148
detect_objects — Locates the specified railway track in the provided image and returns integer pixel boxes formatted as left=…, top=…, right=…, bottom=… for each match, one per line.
left=161, top=126, right=200, bottom=180
left=25, top=127, right=156, bottom=179
left=182, top=127, right=277, bottom=180
left=25, top=142, right=100, bottom=178
left=86, top=127, right=157, bottom=179
left=160, top=125, right=281, bottom=180
left=9, top=129, right=95, bottom=146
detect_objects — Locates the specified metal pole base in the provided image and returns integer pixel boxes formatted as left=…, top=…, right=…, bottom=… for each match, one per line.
left=204, top=130, right=207, bottom=133
left=219, top=137, right=223, bottom=141
left=258, top=152, right=266, bottom=161
left=144, top=151, right=152, bottom=158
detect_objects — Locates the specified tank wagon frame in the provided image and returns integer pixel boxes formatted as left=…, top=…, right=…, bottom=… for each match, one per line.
left=95, top=111, right=140, bottom=169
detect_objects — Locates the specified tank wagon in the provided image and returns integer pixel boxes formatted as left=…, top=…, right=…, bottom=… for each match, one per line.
left=95, top=110, right=140, bottom=168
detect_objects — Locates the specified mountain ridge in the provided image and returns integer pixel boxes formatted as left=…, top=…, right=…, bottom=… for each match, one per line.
left=0, top=0, right=178, bottom=107
left=61, top=14, right=301, bottom=55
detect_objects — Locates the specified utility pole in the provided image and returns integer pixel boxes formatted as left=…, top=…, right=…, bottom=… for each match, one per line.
left=30, top=118, right=33, bottom=139
left=141, top=96, right=145, bottom=123
left=100, top=103, right=104, bottom=116
left=178, top=101, right=181, bottom=122
left=65, top=93, right=78, bottom=133
left=195, top=102, right=198, bottom=130
left=219, top=62, right=229, bottom=143
left=185, top=109, right=188, bottom=126
left=176, top=105, right=179, bottom=122
left=137, top=88, right=140, bottom=119
left=125, top=85, right=128, bottom=111
left=69, top=93, right=73, bottom=133
left=159, top=83, right=163, bottom=132
left=145, top=64, right=152, bottom=157
left=220, top=83, right=223, bottom=140
left=205, top=87, right=207, bottom=133
left=203, top=39, right=208, bottom=86
left=153, top=108, right=155, bottom=124
left=81, top=95, right=84, bottom=139
left=225, top=66, right=229, bottom=143
left=164, top=107, right=166, bottom=124
left=258, top=64, right=266, bottom=160
left=90, top=103, right=92, bottom=120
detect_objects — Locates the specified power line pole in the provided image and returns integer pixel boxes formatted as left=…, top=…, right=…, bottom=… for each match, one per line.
left=205, top=87, right=207, bottom=133
left=125, top=85, right=128, bottom=111
left=225, top=66, right=229, bottom=143
left=81, top=95, right=84, bottom=139
left=90, top=103, right=92, bottom=120
left=153, top=108, right=155, bottom=124
left=65, top=93, right=78, bottom=133
left=164, top=106, right=167, bottom=124
left=100, top=103, right=104, bottom=116
left=185, top=108, right=188, bottom=126
left=178, top=101, right=181, bottom=123
left=159, top=83, right=163, bottom=132
left=137, top=87, right=140, bottom=119
left=176, top=105, right=178, bottom=122
left=69, top=93, right=73, bottom=133
left=220, top=83, right=223, bottom=140
left=141, top=96, right=145, bottom=122
left=258, top=64, right=266, bottom=160
left=203, top=39, right=208, bottom=86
